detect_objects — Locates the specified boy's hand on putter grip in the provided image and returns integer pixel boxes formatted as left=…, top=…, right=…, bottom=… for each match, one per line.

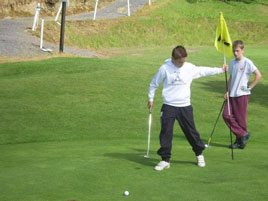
left=148, top=101, right=153, bottom=110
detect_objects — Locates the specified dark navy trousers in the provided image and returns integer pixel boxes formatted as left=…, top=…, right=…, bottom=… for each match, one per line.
left=157, top=104, right=205, bottom=162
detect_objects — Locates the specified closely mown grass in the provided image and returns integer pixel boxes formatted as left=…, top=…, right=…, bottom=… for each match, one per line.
left=41, top=0, right=268, bottom=50
left=0, top=45, right=267, bottom=201
left=1, top=1, right=268, bottom=200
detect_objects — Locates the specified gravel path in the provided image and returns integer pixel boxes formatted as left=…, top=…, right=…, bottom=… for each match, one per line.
left=68, top=0, right=148, bottom=20
left=0, top=0, right=150, bottom=59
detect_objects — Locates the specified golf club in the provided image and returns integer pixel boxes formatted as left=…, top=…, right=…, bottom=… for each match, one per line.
left=144, top=108, right=152, bottom=159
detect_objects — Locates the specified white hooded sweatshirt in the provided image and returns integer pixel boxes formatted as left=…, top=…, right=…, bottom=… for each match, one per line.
left=148, top=59, right=223, bottom=107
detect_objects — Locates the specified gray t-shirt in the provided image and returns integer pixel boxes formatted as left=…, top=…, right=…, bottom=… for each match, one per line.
left=229, top=57, right=257, bottom=97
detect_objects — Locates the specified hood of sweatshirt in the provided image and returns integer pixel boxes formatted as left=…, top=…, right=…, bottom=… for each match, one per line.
left=165, top=58, right=174, bottom=67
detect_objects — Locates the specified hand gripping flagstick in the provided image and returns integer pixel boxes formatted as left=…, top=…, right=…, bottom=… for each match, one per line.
left=211, top=12, right=234, bottom=160
left=144, top=108, right=152, bottom=159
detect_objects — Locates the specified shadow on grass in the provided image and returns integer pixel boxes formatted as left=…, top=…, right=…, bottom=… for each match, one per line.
left=204, top=141, right=229, bottom=149
left=104, top=148, right=198, bottom=167
left=104, top=152, right=158, bottom=167
left=199, top=81, right=268, bottom=107
left=173, top=132, right=229, bottom=149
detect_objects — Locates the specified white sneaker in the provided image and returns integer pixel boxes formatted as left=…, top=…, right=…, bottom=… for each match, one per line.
left=196, top=155, right=206, bottom=167
left=154, top=161, right=170, bottom=171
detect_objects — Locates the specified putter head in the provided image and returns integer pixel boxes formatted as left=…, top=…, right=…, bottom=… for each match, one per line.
left=144, top=155, right=149, bottom=159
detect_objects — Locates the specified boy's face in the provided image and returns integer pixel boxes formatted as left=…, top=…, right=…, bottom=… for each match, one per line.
left=172, top=57, right=187, bottom=67
left=233, top=47, right=244, bottom=60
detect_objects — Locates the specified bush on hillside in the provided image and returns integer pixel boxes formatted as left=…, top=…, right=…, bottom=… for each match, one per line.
left=187, top=0, right=256, bottom=3
left=219, top=0, right=255, bottom=3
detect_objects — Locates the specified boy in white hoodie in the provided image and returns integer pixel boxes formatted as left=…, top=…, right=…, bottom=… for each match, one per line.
left=148, top=46, right=227, bottom=170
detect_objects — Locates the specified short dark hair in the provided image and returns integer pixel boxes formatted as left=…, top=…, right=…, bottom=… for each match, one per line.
left=233, top=40, right=244, bottom=50
left=172, top=46, right=187, bottom=60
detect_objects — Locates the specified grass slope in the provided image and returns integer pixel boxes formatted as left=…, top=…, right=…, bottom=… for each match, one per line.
left=41, top=0, right=268, bottom=50
left=0, top=45, right=268, bottom=201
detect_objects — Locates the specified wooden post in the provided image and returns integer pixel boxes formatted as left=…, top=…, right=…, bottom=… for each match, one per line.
left=59, top=0, right=67, bottom=53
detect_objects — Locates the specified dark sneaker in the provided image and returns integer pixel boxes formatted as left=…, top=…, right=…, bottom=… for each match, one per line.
left=239, top=132, right=251, bottom=149
left=229, top=142, right=241, bottom=149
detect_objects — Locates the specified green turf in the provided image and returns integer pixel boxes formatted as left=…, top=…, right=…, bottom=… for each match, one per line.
left=0, top=45, right=268, bottom=201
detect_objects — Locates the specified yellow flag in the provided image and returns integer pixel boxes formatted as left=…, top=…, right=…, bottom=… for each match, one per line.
left=215, top=12, right=233, bottom=57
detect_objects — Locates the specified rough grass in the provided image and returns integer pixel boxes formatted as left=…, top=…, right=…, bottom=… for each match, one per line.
left=39, top=0, right=268, bottom=50
left=0, top=0, right=116, bottom=18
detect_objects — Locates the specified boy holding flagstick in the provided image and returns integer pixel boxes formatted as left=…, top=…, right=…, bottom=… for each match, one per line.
left=222, top=40, right=262, bottom=149
left=214, top=12, right=261, bottom=153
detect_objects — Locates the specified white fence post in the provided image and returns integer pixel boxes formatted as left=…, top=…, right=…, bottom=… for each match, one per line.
left=40, top=19, right=44, bottom=49
left=127, top=0, right=130, bottom=16
left=93, top=0, right=99, bottom=20
left=149, top=0, right=152, bottom=5
left=55, top=2, right=62, bottom=22
left=32, top=3, right=41, bottom=31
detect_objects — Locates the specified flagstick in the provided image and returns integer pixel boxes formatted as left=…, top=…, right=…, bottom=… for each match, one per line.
left=223, top=41, right=234, bottom=160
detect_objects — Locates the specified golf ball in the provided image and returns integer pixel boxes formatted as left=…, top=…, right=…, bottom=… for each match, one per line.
left=124, top=191, right=129, bottom=196
left=205, top=144, right=208, bottom=148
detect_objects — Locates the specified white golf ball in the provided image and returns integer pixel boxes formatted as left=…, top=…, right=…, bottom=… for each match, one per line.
left=124, top=191, right=129, bottom=196
left=205, top=144, right=208, bottom=148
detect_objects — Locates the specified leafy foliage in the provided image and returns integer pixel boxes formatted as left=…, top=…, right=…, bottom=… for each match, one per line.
left=220, top=0, right=256, bottom=4
left=187, top=0, right=257, bottom=4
